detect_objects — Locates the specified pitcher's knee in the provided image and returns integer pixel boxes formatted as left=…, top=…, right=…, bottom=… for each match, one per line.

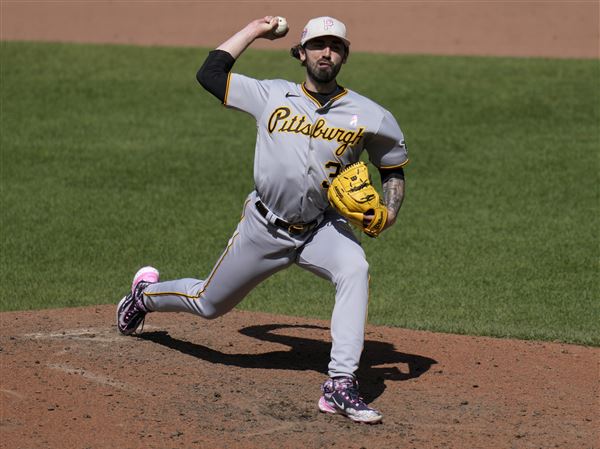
left=336, top=258, right=369, bottom=283
left=195, top=299, right=238, bottom=320
left=197, top=305, right=228, bottom=320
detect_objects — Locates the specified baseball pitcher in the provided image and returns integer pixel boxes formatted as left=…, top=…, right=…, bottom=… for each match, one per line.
left=117, top=16, right=409, bottom=424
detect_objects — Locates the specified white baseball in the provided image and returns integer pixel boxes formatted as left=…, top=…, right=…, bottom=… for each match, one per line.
left=273, top=16, right=288, bottom=36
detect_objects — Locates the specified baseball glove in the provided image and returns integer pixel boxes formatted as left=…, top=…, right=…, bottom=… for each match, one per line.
left=327, top=162, right=388, bottom=238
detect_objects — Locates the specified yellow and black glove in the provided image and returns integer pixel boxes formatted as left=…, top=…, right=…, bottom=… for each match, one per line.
left=327, top=162, right=388, bottom=238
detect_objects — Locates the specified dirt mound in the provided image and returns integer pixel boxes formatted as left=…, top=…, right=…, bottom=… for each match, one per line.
left=1, top=306, right=596, bottom=448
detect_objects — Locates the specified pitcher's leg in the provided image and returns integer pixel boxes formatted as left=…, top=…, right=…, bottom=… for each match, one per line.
left=143, top=196, right=295, bottom=319
left=296, top=215, right=369, bottom=378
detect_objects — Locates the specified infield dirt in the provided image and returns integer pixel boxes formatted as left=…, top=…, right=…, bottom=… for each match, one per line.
left=1, top=306, right=597, bottom=449
left=1, top=2, right=598, bottom=449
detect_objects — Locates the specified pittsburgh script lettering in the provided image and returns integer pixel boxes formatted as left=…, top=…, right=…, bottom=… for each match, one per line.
left=267, top=107, right=365, bottom=156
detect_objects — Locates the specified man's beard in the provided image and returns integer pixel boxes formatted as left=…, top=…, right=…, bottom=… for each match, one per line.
left=306, top=59, right=342, bottom=84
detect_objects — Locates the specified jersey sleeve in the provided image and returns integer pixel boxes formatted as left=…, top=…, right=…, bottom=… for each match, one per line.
left=224, top=73, right=273, bottom=120
left=196, top=50, right=236, bottom=103
left=366, top=109, right=409, bottom=169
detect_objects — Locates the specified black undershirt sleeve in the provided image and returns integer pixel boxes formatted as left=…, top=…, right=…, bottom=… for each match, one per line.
left=196, top=50, right=236, bottom=103
left=378, top=166, right=405, bottom=184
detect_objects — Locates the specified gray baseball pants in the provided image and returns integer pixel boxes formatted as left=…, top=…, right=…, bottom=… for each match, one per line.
left=143, top=190, right=370, bottom=378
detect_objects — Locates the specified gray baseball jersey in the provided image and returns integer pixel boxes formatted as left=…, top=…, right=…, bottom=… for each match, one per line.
left=142, top=75, right=408, bottom=379
left=225, top=75, right=408, bottom=222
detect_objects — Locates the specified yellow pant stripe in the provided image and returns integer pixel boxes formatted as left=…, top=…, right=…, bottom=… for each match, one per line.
left=144, top=198, right=250, bottom=301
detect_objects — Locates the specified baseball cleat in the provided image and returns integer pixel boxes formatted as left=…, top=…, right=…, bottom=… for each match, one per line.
left=318, top=376, right=383, bottom=424
left=131, top=266, right=159, bottom=294
left=116, top=266, right=159, bottom=335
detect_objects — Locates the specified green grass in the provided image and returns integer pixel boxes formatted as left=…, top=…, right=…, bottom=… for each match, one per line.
left=1, top=41, right=598, bottom=345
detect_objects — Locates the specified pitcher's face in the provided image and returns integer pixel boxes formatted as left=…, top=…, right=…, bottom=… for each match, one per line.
left=300, top=37, right=347, bottom=84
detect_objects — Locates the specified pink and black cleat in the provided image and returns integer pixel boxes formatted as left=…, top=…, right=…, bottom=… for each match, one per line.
left=318, top=376, right=383, bottom=424
left=116, top=266, right=159, bottom=335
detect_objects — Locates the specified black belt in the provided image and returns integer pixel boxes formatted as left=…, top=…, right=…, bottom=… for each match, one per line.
left=255, top=201, right=318, bottom=235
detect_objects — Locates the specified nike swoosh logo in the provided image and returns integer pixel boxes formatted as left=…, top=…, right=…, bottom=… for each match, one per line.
left=285, top=92, right=300, bottom=98
left=332, top=396, right=346, bottom=411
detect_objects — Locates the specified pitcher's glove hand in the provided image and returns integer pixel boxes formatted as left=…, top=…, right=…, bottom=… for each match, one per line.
left=327, top=162, right=388, bottom=238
